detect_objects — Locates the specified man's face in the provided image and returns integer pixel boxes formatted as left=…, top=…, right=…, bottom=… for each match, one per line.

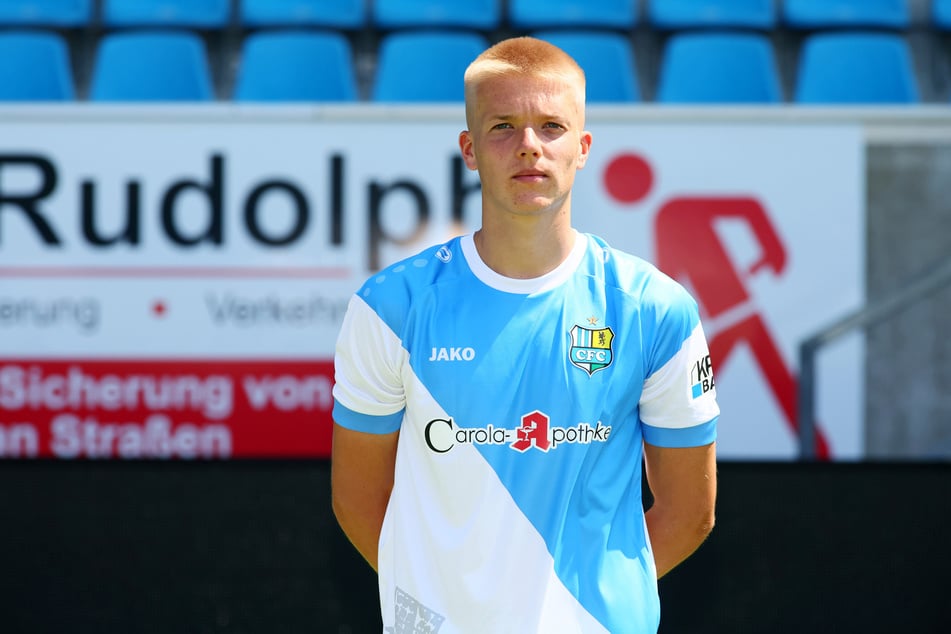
left=459, top=74, right=592, bottom=218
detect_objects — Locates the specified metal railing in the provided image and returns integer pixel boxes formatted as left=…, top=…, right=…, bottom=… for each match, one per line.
left=797, top=256, right=951, bottom=460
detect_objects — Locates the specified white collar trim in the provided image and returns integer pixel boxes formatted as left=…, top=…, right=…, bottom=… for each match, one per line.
left=460, top=230, right=586, bottom=294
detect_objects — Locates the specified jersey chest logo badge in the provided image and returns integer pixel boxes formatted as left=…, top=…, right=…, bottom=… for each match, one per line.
left=569, top=324, right=615, bottom=376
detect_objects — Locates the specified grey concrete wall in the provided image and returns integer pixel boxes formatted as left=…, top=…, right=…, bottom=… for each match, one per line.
left=866, top=145, right=951, bottom=458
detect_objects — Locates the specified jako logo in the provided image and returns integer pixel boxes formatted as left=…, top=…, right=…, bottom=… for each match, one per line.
left=428, top=347, right=475, bottom=362
left=690, top=354, right=715, bottom=399
left=424, top=411, right=611, bottom=454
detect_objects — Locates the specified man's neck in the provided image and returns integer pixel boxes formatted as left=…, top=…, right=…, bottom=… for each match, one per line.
left=473, top=214, right=577, bottom=279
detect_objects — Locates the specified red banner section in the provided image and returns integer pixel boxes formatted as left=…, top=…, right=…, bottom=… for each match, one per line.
left=0, top=359, right=335, bottom=459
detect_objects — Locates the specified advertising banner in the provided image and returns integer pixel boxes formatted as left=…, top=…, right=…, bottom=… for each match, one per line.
left=0, top=108, right=863, bottom=459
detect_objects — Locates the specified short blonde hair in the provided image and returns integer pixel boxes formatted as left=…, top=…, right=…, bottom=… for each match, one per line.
left=464, top=37, right=586, bottom=126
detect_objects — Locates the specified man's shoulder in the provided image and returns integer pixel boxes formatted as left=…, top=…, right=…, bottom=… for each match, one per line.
left=584, top=233, right=697, bottom=309
left=584, top=233, right=670, bottom=283
left=353, top=236, right=467, bottom=309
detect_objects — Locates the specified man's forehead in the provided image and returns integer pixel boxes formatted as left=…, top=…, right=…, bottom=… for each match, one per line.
left=478, top=72, right=577, bottom=94
left=473, top=75, right=584, bottom=116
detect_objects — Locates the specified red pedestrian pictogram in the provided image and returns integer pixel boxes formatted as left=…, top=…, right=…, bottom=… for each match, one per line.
left=604, top=153, right=831, bottom=458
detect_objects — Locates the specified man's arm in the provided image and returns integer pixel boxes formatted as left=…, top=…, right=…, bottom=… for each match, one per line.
left=643, top=441, right=717, bottom=578
left=331, top=422, right=400, bottom=571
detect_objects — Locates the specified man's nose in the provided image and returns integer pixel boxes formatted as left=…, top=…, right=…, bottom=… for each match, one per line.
left=518, top=127, right=542, bottom=157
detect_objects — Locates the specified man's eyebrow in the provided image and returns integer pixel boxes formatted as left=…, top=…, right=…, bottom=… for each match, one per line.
left=487, top=112, right=567, bottom=122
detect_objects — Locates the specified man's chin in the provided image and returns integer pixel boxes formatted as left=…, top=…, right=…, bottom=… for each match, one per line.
left=508, top=197, right=557, bottom=215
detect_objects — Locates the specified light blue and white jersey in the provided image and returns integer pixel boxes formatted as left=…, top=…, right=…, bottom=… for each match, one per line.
left=332, top=231, right=719, bottom=634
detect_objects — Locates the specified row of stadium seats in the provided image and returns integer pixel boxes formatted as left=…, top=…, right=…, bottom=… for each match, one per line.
left=0, top=0, right=948, bottom=31
left=0, top=27, right=939, bottom=103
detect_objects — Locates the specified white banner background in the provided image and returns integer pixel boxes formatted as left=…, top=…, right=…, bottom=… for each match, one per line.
left=0, top=108, right=864, bottom=459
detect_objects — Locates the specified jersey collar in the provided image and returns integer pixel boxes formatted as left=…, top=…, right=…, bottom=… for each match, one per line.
left=460, top=230, right=586, bottom=295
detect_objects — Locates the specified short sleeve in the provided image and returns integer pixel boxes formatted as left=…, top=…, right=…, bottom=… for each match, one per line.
left=331, top=294, right=407, bottom=434
left=639, top=293, right=719, bottom=448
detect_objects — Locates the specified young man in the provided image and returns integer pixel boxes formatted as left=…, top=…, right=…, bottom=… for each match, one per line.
left=331, top=37, right=718, bottom=633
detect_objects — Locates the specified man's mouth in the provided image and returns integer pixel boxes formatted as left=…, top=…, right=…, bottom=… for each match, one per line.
left=513, top=170, right=546, bottom=181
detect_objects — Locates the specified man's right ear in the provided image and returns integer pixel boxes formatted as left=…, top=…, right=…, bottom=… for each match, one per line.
left=459, top=131, right=478, bottom=171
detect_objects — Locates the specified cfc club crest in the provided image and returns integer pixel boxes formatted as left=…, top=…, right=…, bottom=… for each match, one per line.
left=569, top=324, right=615, bottom=376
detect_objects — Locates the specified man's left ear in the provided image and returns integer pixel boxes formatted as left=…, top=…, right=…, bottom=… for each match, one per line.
left=577, top=131, right=593, bottom=169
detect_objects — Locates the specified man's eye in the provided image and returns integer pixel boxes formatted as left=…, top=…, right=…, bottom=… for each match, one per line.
left=492, top=122, right=512, bottom=130
left=544, top=122, right=565, bottom=129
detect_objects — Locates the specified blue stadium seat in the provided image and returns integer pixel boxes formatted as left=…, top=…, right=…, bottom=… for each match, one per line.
left=656, top=32, right=782, bottom=103
left=508, top=0, right=637, bottom=29
left=648, top=0, right=776, bottom=30
left=89, top=31, right=214, bottom=101
left=934, top=0, right=951, bottom=30
left=783, top=0, right=909, bottom=30
left=240, top=0, right=364, bottom=29
left=0, top=30, right=74, bottom=100
left=373, top=0, right=501, bottom=30
left=233, top=31, right=358, bottom=102
left=533, top=31, right=640, bottom=102
left=794, top=32, right=919, bottom=104
left=372, top=30, right=487, bottom=102
left=102, top=0, right=230, bottom=28
left=0, top=0, right=91, bottom=26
